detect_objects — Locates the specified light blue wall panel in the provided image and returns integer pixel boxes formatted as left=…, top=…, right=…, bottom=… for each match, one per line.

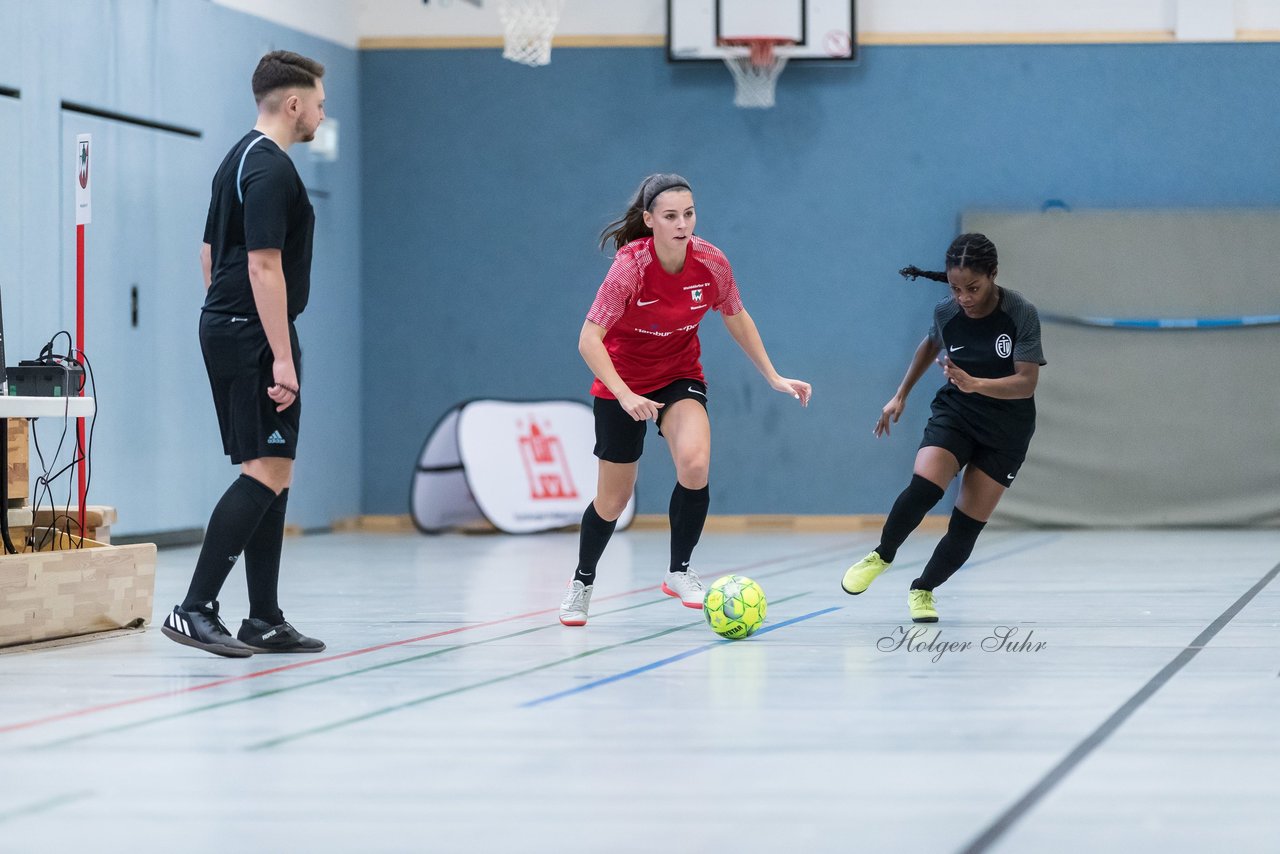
left=4, top=0, right=362, bottom=534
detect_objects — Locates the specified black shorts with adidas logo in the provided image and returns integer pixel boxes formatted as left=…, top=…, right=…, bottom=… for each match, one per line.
left=199, top=310, right=301, bottom=464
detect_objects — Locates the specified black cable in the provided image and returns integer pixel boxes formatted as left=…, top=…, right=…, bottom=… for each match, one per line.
left=24, top=331, right=94, bottom=551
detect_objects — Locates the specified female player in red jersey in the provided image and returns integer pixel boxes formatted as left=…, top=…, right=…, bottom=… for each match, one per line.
left=839, top=233, right=1046, bottom=623
left=559, top=173, right=812, bottom=626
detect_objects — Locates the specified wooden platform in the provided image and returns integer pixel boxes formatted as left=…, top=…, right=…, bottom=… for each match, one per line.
left=0, top=535, right=157, bottom=650
left=2, top=411, right=151, bottom=650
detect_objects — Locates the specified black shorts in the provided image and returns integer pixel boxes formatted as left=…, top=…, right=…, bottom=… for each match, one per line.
left=919, top=408, right=1032, bottom=488
left=200, top=310, right=302, bottom=465
left=593, top=379, right=708, bottom=464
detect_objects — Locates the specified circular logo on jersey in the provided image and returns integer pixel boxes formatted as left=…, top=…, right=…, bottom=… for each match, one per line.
left=995, top=334, right=1013, bottom=358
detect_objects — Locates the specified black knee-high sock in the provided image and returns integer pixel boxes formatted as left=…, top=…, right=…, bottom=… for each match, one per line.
left=911, top=508, right=986, bottom=591
left=244, top=488, right=289, bottom=625
left=183, top=475, right=279, bottom=611
left=875, top=474, right=946, bottom=563
left=574, top=502, right=617, bottom=585
left=669, top=483, right=710, bottom=573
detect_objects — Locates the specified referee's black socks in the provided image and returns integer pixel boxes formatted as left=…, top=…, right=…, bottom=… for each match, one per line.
left=669, top=483, right=710, bottom=573
left=244, top=487, right=289, bottom=625
left=912, top=508, right=986, bottom=591
left=182, top=474, right=278, bottom=612
left=876, top=474, right=945, bottom=563
left=573, top=502, right=617, bottom=586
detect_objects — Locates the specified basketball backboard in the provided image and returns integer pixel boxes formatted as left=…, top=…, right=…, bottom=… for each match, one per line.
left=667, top=0, right=856, bottom=63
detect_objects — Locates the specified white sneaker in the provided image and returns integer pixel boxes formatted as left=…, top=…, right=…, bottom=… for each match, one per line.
left=559, top=580, right=593, bottom=626
left=661, top=569, right=705, bottom=609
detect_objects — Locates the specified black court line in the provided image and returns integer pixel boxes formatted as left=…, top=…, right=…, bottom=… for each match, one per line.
left=961, top=558, right=1280, bottom=854
left=0, top=790, right=94, bottom=824
left=60, top=101, right=202, bottom=138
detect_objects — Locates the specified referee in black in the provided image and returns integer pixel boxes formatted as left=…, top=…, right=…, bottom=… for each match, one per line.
left=162, top=51, right=327, bottom=657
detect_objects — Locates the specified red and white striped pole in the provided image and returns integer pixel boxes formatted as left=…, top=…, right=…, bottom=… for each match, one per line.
left=74, top=134, right=91, bottom=537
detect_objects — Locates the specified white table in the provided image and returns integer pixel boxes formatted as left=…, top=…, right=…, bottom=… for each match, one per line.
left=0, top=395, right=96, bottom=418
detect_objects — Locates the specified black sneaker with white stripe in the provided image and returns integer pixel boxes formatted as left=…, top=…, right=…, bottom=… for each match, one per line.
left=161, top=602, right=255, bottom=658
left=236, top=617, right=326, bottom=653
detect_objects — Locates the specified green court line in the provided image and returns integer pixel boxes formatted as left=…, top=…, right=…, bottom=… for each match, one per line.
left=247, top=591, right=813, bottom=751
left=34, top=598, right=662, bottom=750
left=32, top=545, right=859, bottom=751
left=0, top=790, right=94, bottom=824
left=35, top=588, right=822, bottom=751
left=31, top=532, right=1018, bottom=751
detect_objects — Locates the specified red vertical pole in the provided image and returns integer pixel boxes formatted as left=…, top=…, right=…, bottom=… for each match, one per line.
left=77, top=223, right=86, bottom=535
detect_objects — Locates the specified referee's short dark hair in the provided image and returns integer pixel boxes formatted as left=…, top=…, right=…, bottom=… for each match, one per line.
left=252, top=50, right=325, bottom=105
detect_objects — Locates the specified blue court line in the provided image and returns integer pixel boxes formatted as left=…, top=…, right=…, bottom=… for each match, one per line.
left=520, top=606, right=842, bottom=708
left=1043, top=312, right=1280, bottom=330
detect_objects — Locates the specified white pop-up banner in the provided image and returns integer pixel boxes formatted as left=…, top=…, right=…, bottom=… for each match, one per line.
left=411, top=399, right=635, bottom=535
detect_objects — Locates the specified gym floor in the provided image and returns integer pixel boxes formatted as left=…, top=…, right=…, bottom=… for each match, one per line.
left=2, top=527, right=1278, bottom=852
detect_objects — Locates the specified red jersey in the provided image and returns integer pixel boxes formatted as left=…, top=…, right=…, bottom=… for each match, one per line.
left=586, top=236, right=744, bottom=399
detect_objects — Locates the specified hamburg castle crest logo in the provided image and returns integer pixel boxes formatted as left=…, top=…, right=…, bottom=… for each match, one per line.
left=78, top=139, right=90, bottom=189
left=518, top=418, right=578, bottom=501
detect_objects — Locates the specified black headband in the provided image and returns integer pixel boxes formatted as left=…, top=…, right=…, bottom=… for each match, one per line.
left=642, top=174, right=692, bottom=211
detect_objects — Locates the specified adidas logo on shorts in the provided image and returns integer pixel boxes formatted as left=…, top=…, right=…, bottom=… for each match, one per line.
left=267, top=430, right=286, bottom=445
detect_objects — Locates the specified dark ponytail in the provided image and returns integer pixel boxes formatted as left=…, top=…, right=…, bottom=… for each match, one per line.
left=898, top=266, right=949, bottom=283
left=599, top=173, right=693, bottom=252
left=899, top=233, right=999, bottom=283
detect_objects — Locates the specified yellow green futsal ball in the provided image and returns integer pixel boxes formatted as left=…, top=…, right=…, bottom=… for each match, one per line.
left=703, top=575, right=767, bottom=640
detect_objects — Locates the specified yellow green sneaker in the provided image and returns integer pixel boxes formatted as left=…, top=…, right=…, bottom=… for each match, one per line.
left=841, top=551, right=891, bottom=595
left=908, top=589, right=939, bottom=623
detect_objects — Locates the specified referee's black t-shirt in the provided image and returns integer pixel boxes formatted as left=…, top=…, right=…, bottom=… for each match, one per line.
left=202, top=131, right=314, bottom=319
left=927, top=287, right=1047, bottom=448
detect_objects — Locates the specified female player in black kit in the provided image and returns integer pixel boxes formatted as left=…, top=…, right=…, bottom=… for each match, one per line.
left=840, top=234, right=1046, bottom=623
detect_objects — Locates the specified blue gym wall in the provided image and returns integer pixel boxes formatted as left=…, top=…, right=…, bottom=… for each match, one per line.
left=359, top=42, right=1280, bottom=516
left=7, top=14, right=1279, bottom=525
left=0, top=0, right=361, bottom=534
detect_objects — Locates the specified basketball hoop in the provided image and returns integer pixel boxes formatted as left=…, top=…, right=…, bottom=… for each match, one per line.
left=721, top=39, right=793, bottom=109
left=496, top=0, right=566, bottom=67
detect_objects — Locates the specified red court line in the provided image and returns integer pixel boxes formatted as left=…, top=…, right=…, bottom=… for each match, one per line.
left=0, top=540, right=856, bottom=736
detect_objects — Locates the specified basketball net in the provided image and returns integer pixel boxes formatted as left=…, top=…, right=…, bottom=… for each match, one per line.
left=496, top=0, right=566, bottom=67
left=722, top=39, right=792, bottom=108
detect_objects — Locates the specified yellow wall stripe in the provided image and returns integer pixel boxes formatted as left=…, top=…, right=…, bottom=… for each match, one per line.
left=359, top=29, right=1280, bottom=51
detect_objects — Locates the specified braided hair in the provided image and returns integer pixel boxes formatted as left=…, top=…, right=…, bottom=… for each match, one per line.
left=599, top=173, right=693, bottom=252
left=899, top=233, right=998, bottom=283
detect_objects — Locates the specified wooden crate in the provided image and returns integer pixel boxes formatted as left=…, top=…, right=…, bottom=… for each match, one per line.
left=0, top=535, right=157, bottom=649
left=27, top=505, right=117, bottom=544
left=6, top=418, right=29, bottom=509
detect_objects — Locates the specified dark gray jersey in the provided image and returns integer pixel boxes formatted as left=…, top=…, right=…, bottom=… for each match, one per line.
left=927, top=287, right=1046, bottom=448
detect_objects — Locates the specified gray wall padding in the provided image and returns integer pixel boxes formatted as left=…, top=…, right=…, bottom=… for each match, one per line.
left=963, top=210, right=1280, bottom=527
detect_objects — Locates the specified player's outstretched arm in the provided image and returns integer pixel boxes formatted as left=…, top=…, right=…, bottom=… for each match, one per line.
left=578, top=320, right=664, bottom=421
left=721, top=309, right=811, bottom=407
left=875, top=336, right=940, bottom=437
